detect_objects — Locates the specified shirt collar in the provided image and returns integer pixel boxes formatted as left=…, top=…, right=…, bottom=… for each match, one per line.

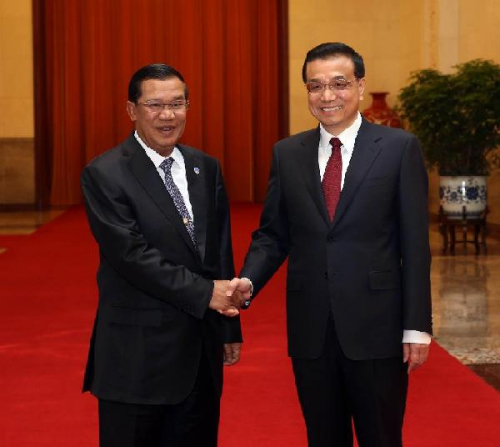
left=134, top=130, right=183, bottom=168
left=319, top=112, right=362, bottom=153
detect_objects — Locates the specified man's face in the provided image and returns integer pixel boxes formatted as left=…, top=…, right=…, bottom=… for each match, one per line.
left=305, top=56, right=365, bottom=135
left=126, top=77, right=188, bottom=156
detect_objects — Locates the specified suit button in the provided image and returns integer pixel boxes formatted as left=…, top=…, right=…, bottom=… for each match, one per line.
left=327, top=236, right=334, bottom=243
left=324, top=271, right=328, bottom=279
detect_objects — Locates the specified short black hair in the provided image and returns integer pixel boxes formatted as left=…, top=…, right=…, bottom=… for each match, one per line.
left=301, top=42, right=365, bottom=83
left=128, top=64, right=189, bottom=103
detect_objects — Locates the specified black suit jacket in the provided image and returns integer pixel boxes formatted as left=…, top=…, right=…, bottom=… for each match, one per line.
left=82, top=134, right=241, bottom=405
left=241, top=120, right=432, bottom=360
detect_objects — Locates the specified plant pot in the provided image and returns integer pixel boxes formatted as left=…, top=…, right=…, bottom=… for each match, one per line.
left=439, top=176, right=487, bottom=219
left=362, top=92, right=402, bottom=128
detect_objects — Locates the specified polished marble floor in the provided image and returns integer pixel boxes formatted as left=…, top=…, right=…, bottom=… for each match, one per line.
left=1, top=209, right=499, bottom=391
left=429, top=225, right=500, bottom=390
left=0, top=209, right=66, bottom=235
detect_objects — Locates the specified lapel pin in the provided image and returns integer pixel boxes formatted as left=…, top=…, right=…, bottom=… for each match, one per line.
left=194, top=167, right=200, bottom=175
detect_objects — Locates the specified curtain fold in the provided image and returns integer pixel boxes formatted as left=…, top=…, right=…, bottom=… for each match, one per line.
left=33, top=0, right=286, bottom=205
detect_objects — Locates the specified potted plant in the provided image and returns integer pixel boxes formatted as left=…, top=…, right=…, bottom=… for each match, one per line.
left=397, top=59, right=500, bottom=218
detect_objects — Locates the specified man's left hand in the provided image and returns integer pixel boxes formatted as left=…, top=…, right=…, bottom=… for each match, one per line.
left=223, top=343, right=242, bottom=366
left=403, top=343, right=430, bottom=373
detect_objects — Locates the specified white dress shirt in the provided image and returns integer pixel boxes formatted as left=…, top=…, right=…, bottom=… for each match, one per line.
left=134, top=131, right=194, bottom=220
left=318, top=114, right=431, bottom=345
left=318, top=112, right=362, bottom=185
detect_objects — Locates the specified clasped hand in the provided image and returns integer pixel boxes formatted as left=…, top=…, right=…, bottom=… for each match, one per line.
left=209, top=278, right=253, bottom=317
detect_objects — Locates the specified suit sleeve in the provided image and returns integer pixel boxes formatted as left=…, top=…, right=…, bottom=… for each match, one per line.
left=81, top=164, right=213, bottom=320
left=213, top=161, right=243, bottom=343
left=240, top=145, right=290, bottom=298
left=398, top=135, right=433, bottom=334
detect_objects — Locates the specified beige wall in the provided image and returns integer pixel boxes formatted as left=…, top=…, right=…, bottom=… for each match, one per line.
left=288, top=0, right=425, bottom=135
left=0, top=0, right=33, bottom=138
left=0, top=0, right=34, bottom=204
left=459, top=0, right=500, bottom=63
left=289, top=0, right=500, bottom=224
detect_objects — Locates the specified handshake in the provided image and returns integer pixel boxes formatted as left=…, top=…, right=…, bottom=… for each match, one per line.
left=209, top=278, right=253, bottom=317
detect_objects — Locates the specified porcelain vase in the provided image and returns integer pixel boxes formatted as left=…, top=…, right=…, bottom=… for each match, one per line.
left=439, top=176, right=487, bottom=219
left=362, top=92, right=402, bottom=128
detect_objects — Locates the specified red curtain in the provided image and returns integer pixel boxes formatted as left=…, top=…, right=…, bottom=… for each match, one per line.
left=33, top=0, right=287, bottom=206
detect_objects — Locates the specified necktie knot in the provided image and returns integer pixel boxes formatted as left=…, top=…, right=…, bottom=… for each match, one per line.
left=159, top=157, right=174, bottom=173
left=330, top=137, right=342, bottom=152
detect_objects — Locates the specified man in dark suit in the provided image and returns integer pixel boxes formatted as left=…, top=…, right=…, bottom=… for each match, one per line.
left=82, top=64, right=243, bottom=447
left=231, top=43, right=432, bottom=446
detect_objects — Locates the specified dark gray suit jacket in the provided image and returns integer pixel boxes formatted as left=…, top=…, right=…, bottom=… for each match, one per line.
left=82, top=134, right=241, bottom=405
left=241, top=120, right=432, bottom=360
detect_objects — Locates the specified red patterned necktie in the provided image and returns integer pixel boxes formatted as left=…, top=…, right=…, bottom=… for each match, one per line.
left=322, top=137, right=343, bottom=221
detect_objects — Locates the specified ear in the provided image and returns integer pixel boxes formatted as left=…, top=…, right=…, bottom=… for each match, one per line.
left=357, top=78, right=366, bottom=101
left=126, top=101, right=137, bottom=122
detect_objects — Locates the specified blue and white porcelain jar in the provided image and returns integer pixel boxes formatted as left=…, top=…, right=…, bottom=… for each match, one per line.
left=439, top=176, right=487, bottom=219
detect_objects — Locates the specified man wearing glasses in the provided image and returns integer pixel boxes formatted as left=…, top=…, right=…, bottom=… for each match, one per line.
left=81, top=64, right=242, bottom=446
left=232, top=42, right=432, bottom=446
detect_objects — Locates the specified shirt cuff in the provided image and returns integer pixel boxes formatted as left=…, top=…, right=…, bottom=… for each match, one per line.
left=402, top=330, right=432, bottom=345
left=240, top=277, right=253, bottom=308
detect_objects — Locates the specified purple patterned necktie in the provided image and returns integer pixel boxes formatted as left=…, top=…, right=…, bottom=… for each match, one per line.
left=322, top=137, right=343, bottom=221
left=159, top=158, right=197, bottom=248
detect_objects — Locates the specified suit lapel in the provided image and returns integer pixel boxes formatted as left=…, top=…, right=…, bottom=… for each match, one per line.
left=331, top=120, right=382, bottom=229
left=299, top=127, right=331, bottom=225
left=180, top=145, right=208, bottom=265
left=125, top=136, right=199, bottom=259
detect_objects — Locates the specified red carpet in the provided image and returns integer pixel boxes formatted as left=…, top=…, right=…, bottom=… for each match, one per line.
left=1, top=204, right=500, bottom=446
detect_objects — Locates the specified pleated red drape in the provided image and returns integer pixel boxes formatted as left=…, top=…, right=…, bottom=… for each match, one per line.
left=33, top=0, right=287, bottom=206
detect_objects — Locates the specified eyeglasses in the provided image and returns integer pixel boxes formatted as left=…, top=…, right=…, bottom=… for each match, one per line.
left=305, top=78, right=358, bottom=94
left=138, top=100, right=190, bottom=113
